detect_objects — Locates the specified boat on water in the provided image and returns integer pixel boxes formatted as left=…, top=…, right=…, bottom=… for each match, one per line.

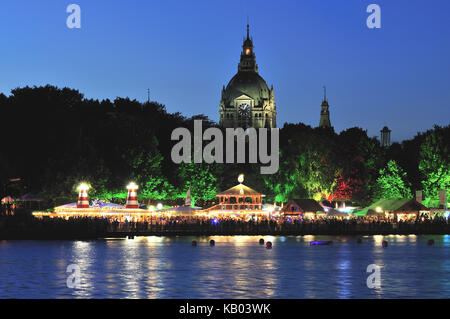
left=310, top=241, right=333, bottom=246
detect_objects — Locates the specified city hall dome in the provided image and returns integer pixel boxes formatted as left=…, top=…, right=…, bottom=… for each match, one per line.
left=219, top=24, right=277, bottom=129
left=222, top=71, right=270, bottom=107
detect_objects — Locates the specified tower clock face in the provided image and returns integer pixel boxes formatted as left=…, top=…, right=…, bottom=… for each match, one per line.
left=238, top=103, right=251, bottom=129
left=238, top=103, right=251, bottom=117
left=239, top=103, right=249, bottom=112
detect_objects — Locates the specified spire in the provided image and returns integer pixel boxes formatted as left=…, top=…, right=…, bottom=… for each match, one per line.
left=319, top=86, right=331, bottom=128
left=239, top=22, right=257, bottom=72
left=246, top=15, right=250, bottom=39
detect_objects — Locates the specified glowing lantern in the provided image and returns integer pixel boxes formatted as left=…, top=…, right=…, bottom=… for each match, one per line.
left=125, top=182, right=139, bottom=209
left=76, top=183, right=90, bottom=208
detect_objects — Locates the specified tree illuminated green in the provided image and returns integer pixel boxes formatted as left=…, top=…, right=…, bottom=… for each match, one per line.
left=373, top=160, right=412, bottom=199
left=263, top=124, right=339, bottom=202
left=177, top=162, right=217, bottom=203
left=125, top=142, right=174, bottom=200
left=418, top=126, right=450, bottom=200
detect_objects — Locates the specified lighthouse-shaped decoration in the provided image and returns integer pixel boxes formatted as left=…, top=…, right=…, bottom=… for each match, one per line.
left=77, top=183, right=90, bottom=208
left=125, top=182, right=139, bottom=209
left=185, top=186, right=192, bottom=207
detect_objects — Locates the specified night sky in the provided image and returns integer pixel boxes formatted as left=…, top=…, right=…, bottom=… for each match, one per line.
left=1, top=0, right=449, bottom=141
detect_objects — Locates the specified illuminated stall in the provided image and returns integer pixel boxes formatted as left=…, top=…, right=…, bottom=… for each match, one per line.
left=32, top=182, right=152, bottom=221
left=356, top=198, right=430, bottom=221
left=203, top=174, right=268, bottom=219
left=281, top=199, right=326, bottom=220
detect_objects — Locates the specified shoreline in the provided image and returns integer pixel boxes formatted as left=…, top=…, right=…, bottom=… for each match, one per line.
left=1, top=230, right=449, bottom=240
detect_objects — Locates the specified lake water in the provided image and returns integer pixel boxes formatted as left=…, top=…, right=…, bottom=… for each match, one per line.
left=0, top=235, right=449, bottom=298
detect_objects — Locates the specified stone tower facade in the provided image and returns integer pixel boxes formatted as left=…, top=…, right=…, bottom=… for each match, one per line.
left=219, top=25, right=277, bottom=129
left=380, top=126, right=391, bottom=147
left=319, top=86, right=332, bottom=128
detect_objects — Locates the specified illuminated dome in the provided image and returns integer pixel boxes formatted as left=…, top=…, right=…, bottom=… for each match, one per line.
left=222, top=71, right=270, bottom=107
left=219, top=24, right=277, bottom=129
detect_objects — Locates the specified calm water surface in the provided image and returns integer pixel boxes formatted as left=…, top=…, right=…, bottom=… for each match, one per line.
left=0, top=235, right=449, bottom=298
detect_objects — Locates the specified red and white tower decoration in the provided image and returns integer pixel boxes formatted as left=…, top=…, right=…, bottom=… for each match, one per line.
left=126, top=182, right=139, bottom=209
left=77, top=183, right=90, bottom=208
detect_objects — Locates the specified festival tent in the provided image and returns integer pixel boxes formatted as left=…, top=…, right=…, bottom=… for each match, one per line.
left=17, top=193, right=43, bottom=202
left=158, top=186, right=202, bottom=216
left=283, top=199, right=324, bottom=213
left=355, top=199, right=429, bottom=219
left=353, top=207, right=371, bottom=217
left=17, top=193, right=44, bottom=209
left=282, top=199, right=326, bottom=218
left=326, top=208, right=350, bottom=218
left=102, top=203, right=125, bottom=208
left=353, top=206, right=385, bottom=218
left=159, top=205, right=203, bottom=216
left=366, top=210, right=382, bottom=217
left=54, top=202, right=125, bottom=209
left=56, top=202, right=77, bottom=208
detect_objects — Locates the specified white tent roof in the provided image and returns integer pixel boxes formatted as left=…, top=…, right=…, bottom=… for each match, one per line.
left=160, top=205, right=202, bottom=214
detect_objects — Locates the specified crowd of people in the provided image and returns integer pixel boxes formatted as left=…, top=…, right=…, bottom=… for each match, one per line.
left=1, top=207, right=449, bottom=239
left=106, top=215, right=450, bottom=235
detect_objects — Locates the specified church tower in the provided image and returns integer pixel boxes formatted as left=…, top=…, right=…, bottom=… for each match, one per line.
left=219, top=24, right=277, bottom=129
left=380, top=126, right=391, bottom=147
left=319, top=86, right=332, bottom=128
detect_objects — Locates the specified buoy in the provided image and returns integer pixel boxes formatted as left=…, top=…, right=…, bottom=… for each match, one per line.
left=266, top=241, right=272, bottom=248
left=310, top=241, right=332, bottom=246
left=191, top=240, right=197, bottom=246
left=382, top=240, right=388, bottom=247
left=210, top=239, right=215, bottom=246
left=427, top=239, right=435, bottom=246
left=357, top=238, right=362, bottom=244
left=259, top=238, right=265, bottom=245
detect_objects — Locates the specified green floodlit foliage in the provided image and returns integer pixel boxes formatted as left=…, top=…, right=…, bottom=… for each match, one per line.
left=125, top=144, right=175, bottom=200
left=422, top=197, right=449, bottom=209
left=418, top=126, right=450, bottom=200
left=96, top=190, right=128, bottom=202
left=373, top=160, right=412, bottom=199
left=177, top=162, right=218, bottom=203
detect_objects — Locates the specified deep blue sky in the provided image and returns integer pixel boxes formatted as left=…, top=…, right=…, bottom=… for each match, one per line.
left=1, top=0, right=449, bottom=141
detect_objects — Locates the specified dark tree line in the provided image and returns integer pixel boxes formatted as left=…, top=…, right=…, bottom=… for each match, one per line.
left=0, top=85, right=448, bottom=208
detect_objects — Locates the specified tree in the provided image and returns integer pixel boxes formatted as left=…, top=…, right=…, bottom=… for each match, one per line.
left=337, top=127, right=383, bottom=204
left=125, top=142, right=174, bottom=200
left=263, top=123, right=339, bottom=202
left=418, top=125, right=450, bottom=200
left=373, top=160, right=412, bottom=199
left=177, top=162, right=218, bottom=204
left=328, top=172, right=363, bottom=202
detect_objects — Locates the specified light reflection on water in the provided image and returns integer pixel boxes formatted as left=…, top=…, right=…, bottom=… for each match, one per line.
left=0, top=235, right=449, bottom=298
